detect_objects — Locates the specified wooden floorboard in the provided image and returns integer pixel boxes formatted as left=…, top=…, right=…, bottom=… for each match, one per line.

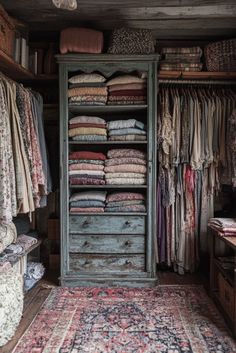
left=1, top=272, right=206, bottom=352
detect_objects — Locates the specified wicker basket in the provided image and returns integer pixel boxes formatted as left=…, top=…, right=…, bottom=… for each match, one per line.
left=0, top=4, right=15, bottom=57
left=204, top=38, right=236, bottom=72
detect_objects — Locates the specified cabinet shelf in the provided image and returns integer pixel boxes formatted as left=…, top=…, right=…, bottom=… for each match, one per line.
left=69, top=140, right=147, bottom=145
left=68, top=104, right=148, bottom=114
left=70, top=185, right=147, bottom=189
left=0, top=48, right=34, bottom=80
left=1, top=239, right=42, bottom=266
left=158, top=71, right=236, bottom=80
left=69, top=212, right=147, bottom=216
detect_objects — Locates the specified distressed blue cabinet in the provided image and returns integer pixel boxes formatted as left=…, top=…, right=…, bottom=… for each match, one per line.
left=56, top=54, right=159, bottom=287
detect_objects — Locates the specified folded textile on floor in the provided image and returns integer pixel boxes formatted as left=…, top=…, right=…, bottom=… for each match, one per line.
left=160, top=46, right=203, bottom=72
left=105, top=192, right=146, bottom=213
left=208, top=218, right=236, bottom=236
left=24, top=262, right=45, bottom=292
left=69, top=191, right=106, bottom=212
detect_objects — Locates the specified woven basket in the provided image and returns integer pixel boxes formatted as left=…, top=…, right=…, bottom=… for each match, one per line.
left=0, top=4, right=15, bottom=57
left=204, top=38, right=236, bottom=72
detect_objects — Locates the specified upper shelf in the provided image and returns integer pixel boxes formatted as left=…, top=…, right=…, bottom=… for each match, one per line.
left=68, top=104, right=148, bottom=113
left=0, top=48, right=34, bottom=80
left=158, top=71, right=236, bottom=80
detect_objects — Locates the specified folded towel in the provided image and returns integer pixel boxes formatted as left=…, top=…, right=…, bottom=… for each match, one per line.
left=107, top=192, right=145, bottom=202
left=69, top=116, right=106, bottom=125
left=70, top=174, right=104, bottom=179
left=69, top=151, right=106, bottom=160
left=105, top=164, right=146, bottom=173
left=70, top=191, right=107, bottom=202
left=107, top=100, right=146, bottom=105
left=107, top=149, right=146, bottom=160
left=107, top=119, right=145, bottom=130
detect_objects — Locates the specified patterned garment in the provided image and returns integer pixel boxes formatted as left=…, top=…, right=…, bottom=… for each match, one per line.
left=69, top=170, right=104, bottom=177
left=69, top=96, right=107, bottom=104
left=69, top=123, right=106, bottom=129
left=107, top=100, right=146, bottom=105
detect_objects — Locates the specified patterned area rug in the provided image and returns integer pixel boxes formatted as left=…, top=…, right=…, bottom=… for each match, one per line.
left=13, top=285, right=235, bottom=353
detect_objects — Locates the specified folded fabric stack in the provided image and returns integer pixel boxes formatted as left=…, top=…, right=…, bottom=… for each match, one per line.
left=68, top=73, right=108, bottom=106
left=106, top=75, right=147, bottom=105
left=69, top=191, right=107, bottom=213
left=105, top=192, right=146, bottom=212
left=69, top=116, right=107, bottom=141
left=105, top=148, right=147, bottom=185
left=24, top=262, right=45, bottom=292
left=5, top=234, right=38, bottom=255
left=69, top=151, right=106, bottom=185
left=208, top=218, right=236, bottom=237
left=107, top=119, right=146, bottom=141
left=160, top=47, right=203, bottom=71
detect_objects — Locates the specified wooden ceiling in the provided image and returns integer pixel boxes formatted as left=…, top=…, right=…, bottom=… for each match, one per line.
left=1, top=0, right=236, bottom=39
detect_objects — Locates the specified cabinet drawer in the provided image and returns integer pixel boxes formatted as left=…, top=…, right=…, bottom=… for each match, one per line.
left=69, top=234, right=145, bottom=254
left=69, top=254, right=145, bottom=273
left=218, top=272, right=235, bottom=321
left=69, top=215, right=145, bottom=234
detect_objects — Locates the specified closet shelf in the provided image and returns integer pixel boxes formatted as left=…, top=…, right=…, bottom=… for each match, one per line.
left=69, top=185, right=147, bottom=189
left=1, top=239, right=42, bottom=266
left=0, top=48, right=34, bottom=80
left=158, top=71, right=236, bottom=80
left=68, top=104, right=148, bottom=113
left=69, top=212, right=147, bottom=216
left=69, top=141, right=147, bottom=145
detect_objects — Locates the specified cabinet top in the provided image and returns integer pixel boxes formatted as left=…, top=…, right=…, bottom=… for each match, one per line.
left=56, top=53, right=160, bottom=63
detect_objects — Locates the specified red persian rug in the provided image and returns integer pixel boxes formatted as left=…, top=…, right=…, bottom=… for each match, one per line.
left=13, top=285, right=235, bottom=353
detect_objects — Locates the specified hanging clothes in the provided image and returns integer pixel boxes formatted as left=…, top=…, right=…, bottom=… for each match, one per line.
left=157, top=84, right=236, bottom=273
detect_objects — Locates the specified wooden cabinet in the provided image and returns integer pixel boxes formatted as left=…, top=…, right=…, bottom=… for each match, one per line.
left=56, top=54, right=159, bottom=287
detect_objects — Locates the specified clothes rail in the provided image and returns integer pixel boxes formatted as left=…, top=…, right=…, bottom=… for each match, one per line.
left=158, top=79, right=236, bottom=85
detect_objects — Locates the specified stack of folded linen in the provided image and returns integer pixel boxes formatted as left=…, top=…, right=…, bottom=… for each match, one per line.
left=68, top=73, right=108, bottom=106
left=69, top=151, right=106, bottom=185
left=69, top=116, right=107, bottom=141
left=106, top=75, right=146, bottom=105
left=160, top=47, right=203, bottom=71
left=69, top=191, right=107, bottom=213
left=105, top=192, right=146, bottom=213
left=105, top=148, right=147, bottom=185
left=208, top=218, right=236, bottom=237
left=107, top=119, right=146, bottom=141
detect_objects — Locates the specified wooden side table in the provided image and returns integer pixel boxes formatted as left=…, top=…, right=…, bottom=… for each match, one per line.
left=209, top=226, right=236, bottom=336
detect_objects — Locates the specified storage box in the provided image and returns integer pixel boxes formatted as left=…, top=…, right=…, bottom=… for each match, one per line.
left=0, top=4, right=15, bottom=57
left=218, top=272, right=235, bottom=321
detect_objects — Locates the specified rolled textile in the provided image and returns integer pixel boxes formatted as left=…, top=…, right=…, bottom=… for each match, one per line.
left=105, top=172, right=146, bottom=179
left=70, top=191, right=107, bottom=202
left=105, top=157, right=146, bottom=167
left=70, top=207, right=104, bottom=213
left=109, top=83, right=146, bottom=92
left=105, top=204, right=146, bottom=212
left=107, top=149, right=146, bottom=159
left=70, top=200, right=105, bottom=207
left=106, top=192, right=145, bottom=202
left=70, top=178, right=105, bottom=185
left=69, top=127, right=107, bottom=137
left=107, top=119, right=145, bottom=130
left=108, top=128, right=146, bottom=136
left=69, top=159, right=104, bottom=165
left=106, top=178, right=146, bottom=185
left=68, top=87, right=108, bottom=97
left=69, top=116, right=106, bottom=125
left=69, top=123, right=106, bottom=129
left=69, top=163, right=104, bottom=171
left=69, top=151, right=106, bottom=160
left=72, top=135, right=107, bottom=141
left=105, top=164, right=146, bottom=173
left=109, top=135, right=147, bottom=141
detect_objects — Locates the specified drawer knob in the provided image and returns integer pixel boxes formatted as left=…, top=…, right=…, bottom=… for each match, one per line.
left=125, top=260, right=132, bottom=266
left=84, top=260, right=92, bottom=266
left=125, top=221, right=131, bottom=226
left=125, top=240, right=131, bottom=246
left=83, top=241, right=90, bottom=247
left=82, top=219, right=91, bottom=227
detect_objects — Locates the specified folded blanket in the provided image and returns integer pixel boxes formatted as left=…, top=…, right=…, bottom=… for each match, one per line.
left=107, top=100, right=146, bottom=105
left=105, top=204, right=146, bottom=212
left=107, top=149, right=146, bottom=160
left=69, top=127, right=107, bottom=137
left=161, top=47, right=202, bottom=55
left=72, top=135, right=107, bottom=141
left=106, top=178, right=146, bottom=185
left=108, top=95, right=146, bottom=101
left=68, top=87, right=108, bottom=97
left=70, top=177, right=105, bottom=185
left=109, top=128, right=146, bottom=136
left=107, top=192, right=145, bottom=202
left=107, top=119, right=145, bottom=130
left=109, top=83, right=146, bottom=92
left=106, top=75, right=146, bottom=86
left=105, top=164, right=146, bottom=173
left=69, top=96, right=107, bottom=103
left=69, top=163, right=104, bottom=171
left=70, top=191, right=107, bottom=202
left=69, top=151, right=106, bottom=160
left=109, top=89, right=146, bottom=96
left=69, top=170, right=105, bottom=176
left=69, top=123, right=106, bottom=129
left=70, top=174, right=104, bottom=179
left=160, top=63, right=203, bottom=71
left=69, top=159, right=104, bottom=165
left=0, top=223, right=17, bottom=253
left=105, top=157, right=146, bottom=167
left=70, top=200, right=105, bottom=207
left=69, top=116, right=106, bottom=125
left=70, top=207, right=104, bottom=213
left=109, top=135, right=146, bottom=141
left=105, top=172, right=146, bottom=179
left=106, top=200, right=144, bottom=207
left=69, top=101, right=106, bottom=106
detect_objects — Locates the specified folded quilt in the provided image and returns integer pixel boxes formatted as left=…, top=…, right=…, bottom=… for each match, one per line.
left=70, top=200, right=105, bottom=207
left=161, top=47, right=202, bottom=55
left=105, top=164, right=146, bottom=173
left=107, top=192, right=145, bottom=202
left=69, top=127, right=107, bottom=137
left=105, top=172, right=146, bottom=179
left=0, top=223, right=17, bottom=253
left=68, top=87, right=108, bottom=97
left=107, top=100, right=146, bottom=105
left=69, top=96, right=107, bottom=103
left=106, top=178, right=146, bottom=185
left=69, top=123, right=106, bottom=129
left=68, top=73, right=106, bottom=84
left=69, top=159, right=104, bottom=165
left=70, top=207, right=104, bottom=213
left=70, top=191, right=107, bottom=202
left=109, top=89, right=146, bottom=97
left=106, top=200, right=144, bottom=207
left=160, top=63, right=203, bottom=70
left=72, top=135, right=107, bottom=141
left=159, top=67, right=202, bottom=72
left=69, top=116, right=106, bottom=125
left=108, top=96, right=146, bottom=101
left=208, top=218, right=236, bottom=231
left=109, top=83, right=146, bottom=92
left=107, top=119, right=145, bottom=130
left=70, top=174, right=104, bottom=179
left=69, top=170, right=105, bottom=176
left=70, top=177, right=106, bottom=185
left=105, top=204, right=146, bottom=212
left=108, top=128, right=146, bottom=136
left=69, top=151, right=106, bottom=160
left=69, top=101, right=106, bottom=106
left=105, top=157, right=146, bottom=167
left=107, top=149, right=146, bottom=159
left=69, top=163, right=104, bottom=171
left=106, top=75, right=146, bottom=86
left=109, top=135, right=146, bottom=141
